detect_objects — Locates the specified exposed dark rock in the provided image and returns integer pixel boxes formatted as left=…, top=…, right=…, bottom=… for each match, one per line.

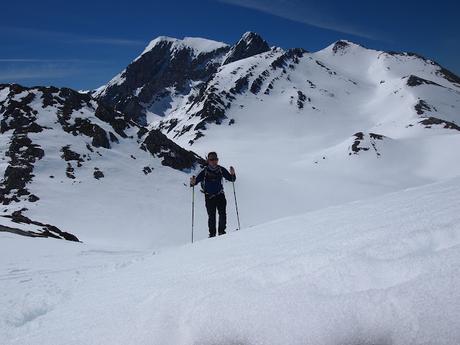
left=222, top=32, right=270, bottom=65
left=369, top=133, right=384, bottom=140
left=230, top=75, right=250, bottom=94
left=137, top=127, right=149, bottom=139
left=158, top=118, right=179, bottom=133
left=193, top=89, right=229, bottom=125
left=93, top=168, right=104, bottom=179
left=175, top=124, right=194, bottom=137
left=350, top=132, right=385, bottom=157
left=28, top=194, right=39, bottom=202
left=1, top=90, right=38, bottom=134
left=109, top=132, right=119, bottom=143
left=437, top=67, right=460, bottom=85
left=0, top=85, right=129, bottom=152
left=297, top=91, right=307, bottom=109
left=143, top=166, right=153, bottom=175
left=407, top=75, right=440, bottom=87
left=250, top=75, right=265, bottom=94
left=27, top=122, right=46, bottom=133
left=332, top=40, right=350, bottom=54
left=53, top=87, right=92, bottom=119
left=39, top=86, right=60, bottom=107
left=167, top=79, right=233, bottom=135
left=0, top=210, right=79, bottom=242
left=351, top=132, right=365, bottom=153
left=307, top=80, right=316, bottom=89
left=315, top=60, right=336, bottom=75
left=420, top=117, right=460, bottom=131
left=0, top=128, right=44, bottom=204
left=191, top=131, right=205, bottom=143
left=264, top=80, right=275, bottom=95
left=66, top=163, right=76, bottom=179
left=387, top=51, right=429, bottom=61
left=86, top=143, right=94, bottom=152
left=59, top=116, right=111, bottom=149
left=94, top=105, right=129, bottom=138
left=415, top=100, right=432, bottom=115
left=271, top=48, right=306, bottom=70
left=141, top=129, right=205, bottom=170
left=61, top=145, right=84, bottom=165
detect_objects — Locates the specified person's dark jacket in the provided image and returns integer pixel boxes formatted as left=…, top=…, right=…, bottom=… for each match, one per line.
left=195, top=165, right=236, bottom=196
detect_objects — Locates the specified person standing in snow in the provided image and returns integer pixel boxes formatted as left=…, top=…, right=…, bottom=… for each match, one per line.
left=190, top=152, right=236, bottom=238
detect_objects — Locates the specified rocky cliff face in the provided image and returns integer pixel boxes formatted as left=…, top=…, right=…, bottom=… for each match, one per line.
left=93, top=36, right=230, bottom=124
left=222, top=32, right=270, bottom=65
left=93, top=33, right=273, bottom=126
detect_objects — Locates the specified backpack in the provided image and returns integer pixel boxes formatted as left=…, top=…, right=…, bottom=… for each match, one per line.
left=200, top=166, right=223, bottom=194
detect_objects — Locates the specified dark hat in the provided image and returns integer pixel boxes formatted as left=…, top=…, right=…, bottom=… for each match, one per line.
left=207, top=151, right=218, bottom=159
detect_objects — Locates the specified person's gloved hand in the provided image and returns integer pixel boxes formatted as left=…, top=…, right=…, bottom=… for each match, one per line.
left=229, top=166, right=235, bottom=175
left=190, top=175, right=196, bottom=187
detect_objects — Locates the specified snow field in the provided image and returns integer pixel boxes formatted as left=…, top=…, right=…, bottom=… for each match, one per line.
left=1, top=177, right=460, bottom=344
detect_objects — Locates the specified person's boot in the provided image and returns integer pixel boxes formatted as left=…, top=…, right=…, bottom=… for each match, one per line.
left=218, top=230, right=226, bottom=236
left=208, top=232, right=216, bottom=238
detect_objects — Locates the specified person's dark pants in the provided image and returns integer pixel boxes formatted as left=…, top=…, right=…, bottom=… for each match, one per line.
left=205, top=193, right=227, bottom=237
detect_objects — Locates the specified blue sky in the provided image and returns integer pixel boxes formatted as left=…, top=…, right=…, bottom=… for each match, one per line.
left=1, top=0, right=458, bottom=90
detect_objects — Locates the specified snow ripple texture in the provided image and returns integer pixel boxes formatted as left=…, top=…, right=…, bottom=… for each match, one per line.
left=1, top=177, right=459, bottom=345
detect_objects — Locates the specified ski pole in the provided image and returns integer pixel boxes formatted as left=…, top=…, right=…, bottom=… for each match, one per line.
left=191, top=181, right=195, bottom=243
left=232, top=180, right=241, bottom=231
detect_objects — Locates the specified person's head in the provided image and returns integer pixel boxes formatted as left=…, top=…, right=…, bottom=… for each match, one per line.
left=207, top=152, right=219, bottom=167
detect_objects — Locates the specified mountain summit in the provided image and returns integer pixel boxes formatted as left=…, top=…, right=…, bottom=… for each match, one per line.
left=222, top=31, right=271, bottom=65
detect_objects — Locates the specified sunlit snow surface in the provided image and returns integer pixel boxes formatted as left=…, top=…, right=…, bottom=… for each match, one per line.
left=1, top=177, right=460, bottom=345
left=140, top=36, right=229, bottom=60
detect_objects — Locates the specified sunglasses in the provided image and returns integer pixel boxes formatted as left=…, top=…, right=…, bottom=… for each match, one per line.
left=208, top=157, right=218, bottom=161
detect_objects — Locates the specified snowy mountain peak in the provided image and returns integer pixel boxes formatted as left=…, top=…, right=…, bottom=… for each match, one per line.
left=139, top=35, right=229, bottom=59
left=142, top=35, right=176, bottom=50
left=222, top=31, right=270, bottom=65
left=241, top=31, right=264, bottom=43
left=93, top=35, right=232, bottom=124
left=328, top=39, right=367, bottom=54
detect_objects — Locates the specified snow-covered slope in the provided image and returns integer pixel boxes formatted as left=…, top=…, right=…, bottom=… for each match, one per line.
left=141, top=37, right=460, bottom=230
left=0, top=84, right=203, bottom=246
left=158, top=39, right=459, bottom=145
left=2, top=176, right=459, bottom=344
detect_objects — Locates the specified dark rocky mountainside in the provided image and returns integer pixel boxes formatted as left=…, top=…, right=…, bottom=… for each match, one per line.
left=93, top=32, right=271, bottom=126
left=222, top=32, right=270, bottom=65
